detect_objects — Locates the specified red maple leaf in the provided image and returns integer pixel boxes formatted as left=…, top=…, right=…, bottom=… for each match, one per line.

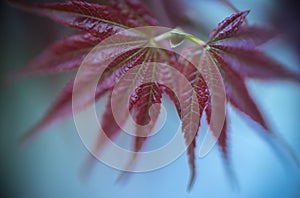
left=8, top=0, right=300, bottom=190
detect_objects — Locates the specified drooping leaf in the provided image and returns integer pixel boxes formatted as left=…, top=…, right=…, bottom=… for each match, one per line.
left=22, top=44, right=147, bottom=141
left=178, top=11, right=299, bottom=186
left=205, top=100, right=228, bottom=157
left=155, top=49, right=183, bottom=116
left=178, top=48, right=208, bottom=189
left=82, top=46, right=157, bottom=175
left=180, top=45, right=227, bottom=156
left=9, top=0, right=300, bottom=191
left=131, top=82, right=162, bottom=159
left=94, top=93, right=124, bottom=156
left=210, top=50, right=269, bottom=130
left=82, top=92, right=125, bottom=175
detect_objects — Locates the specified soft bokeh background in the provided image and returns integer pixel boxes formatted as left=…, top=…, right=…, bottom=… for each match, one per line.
left=1, top=0, right=299, bottom=197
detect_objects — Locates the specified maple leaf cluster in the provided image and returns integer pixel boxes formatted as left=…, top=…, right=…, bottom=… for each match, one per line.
left=10, top=0, right=300, bottom=190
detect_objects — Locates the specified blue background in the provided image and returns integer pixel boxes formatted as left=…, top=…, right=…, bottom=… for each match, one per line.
left=1, top=0, right=299, bottom=197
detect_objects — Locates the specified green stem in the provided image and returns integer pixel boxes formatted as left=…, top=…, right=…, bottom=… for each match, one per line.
left=153, top=28, right=206, bottom=46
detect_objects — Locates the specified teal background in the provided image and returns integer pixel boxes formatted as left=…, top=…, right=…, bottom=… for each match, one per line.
left=1, top=0, right=299, bottom=197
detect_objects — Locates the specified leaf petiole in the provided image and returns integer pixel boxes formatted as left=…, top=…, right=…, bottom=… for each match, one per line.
left=153, top=28, right=206, bottom=47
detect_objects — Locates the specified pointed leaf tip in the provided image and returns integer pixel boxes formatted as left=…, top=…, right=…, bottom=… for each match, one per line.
left=209, top=10, right=250, bottom=42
